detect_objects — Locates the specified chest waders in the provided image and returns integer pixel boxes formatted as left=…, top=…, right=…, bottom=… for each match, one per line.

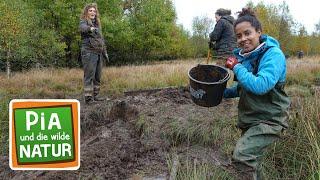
left=80, top=20, right=106, bottom=104
left=82, top=50, right=103, bottom=102
left=232, top=48, right=290, bottom=180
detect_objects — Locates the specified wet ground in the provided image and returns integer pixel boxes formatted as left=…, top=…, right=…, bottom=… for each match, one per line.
left=0, top=87, right=238, bottom=180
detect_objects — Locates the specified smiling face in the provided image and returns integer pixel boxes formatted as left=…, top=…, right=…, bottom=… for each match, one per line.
left=87, top=7, right=96, bottom=20
left=235, top=21, right=262, bottom=53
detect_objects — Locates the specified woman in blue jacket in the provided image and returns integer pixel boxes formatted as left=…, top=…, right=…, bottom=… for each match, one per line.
left=224, top=8, right=290, bottom=180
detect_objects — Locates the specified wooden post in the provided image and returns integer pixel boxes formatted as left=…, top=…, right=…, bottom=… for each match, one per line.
left=206, top=49, right=211, bottom=64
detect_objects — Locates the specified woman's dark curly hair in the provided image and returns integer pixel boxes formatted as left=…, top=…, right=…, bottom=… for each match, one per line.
left=234, top=7, right=262, bottom=32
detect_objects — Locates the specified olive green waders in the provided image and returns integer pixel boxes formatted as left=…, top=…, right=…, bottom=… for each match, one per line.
left=232, top=82, right=290, bottom=180
left=232, top=123, right=283, bottom=179
left=81, top=49, right=103, bottom=103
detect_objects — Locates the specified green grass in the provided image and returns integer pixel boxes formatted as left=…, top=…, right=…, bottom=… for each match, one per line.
left=135, top=115, right=152, bottom=137
left=161, top=115, right=240, bottom=153
left=262, top=91, right=320, bottom=179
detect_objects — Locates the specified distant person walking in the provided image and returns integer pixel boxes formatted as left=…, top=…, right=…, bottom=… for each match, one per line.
left=209, top=8, right=237, bottom=65
left=297, top=50, right=304, bottom=59
left=224, top=8, right=290, bottom=179
left=79, top=3, right=109, bottom=104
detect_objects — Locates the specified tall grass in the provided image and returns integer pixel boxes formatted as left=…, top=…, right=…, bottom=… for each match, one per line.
left=0, top=68, right=83, bottom=98
left=287, top=57, right=320, bottom=86
left=303, top=94, right=320, bottom=180
left=1, top=57, right=319, bottom=97
left=262, top=90, right=320, bottom=179
left=103, top=60, right=195, bottom=94
left=0, top=59, right=198, bottom=97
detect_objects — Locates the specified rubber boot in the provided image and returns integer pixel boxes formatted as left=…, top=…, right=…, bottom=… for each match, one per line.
left=232, top=161, right=255, bottom=180
left=85, top=96, right=95, bottom=105
left=94, top=95, right=107, bottom=101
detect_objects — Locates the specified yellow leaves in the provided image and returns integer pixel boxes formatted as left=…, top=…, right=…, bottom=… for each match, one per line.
left=249, top=1, right=318, bottom=55
left=0, top=1, right=26, bottom=51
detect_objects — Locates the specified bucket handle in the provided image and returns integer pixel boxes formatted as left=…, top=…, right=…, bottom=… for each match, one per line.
left=218, top=71, right=230, bottom=83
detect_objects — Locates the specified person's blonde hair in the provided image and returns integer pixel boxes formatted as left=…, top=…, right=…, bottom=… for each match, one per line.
left=80, top=3, right=101, bottom=29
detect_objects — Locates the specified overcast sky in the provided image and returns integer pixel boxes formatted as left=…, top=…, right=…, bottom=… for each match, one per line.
left=172, top=0, right=320, bottom=34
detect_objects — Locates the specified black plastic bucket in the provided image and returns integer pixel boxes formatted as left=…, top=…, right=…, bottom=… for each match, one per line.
left=188, top=64, right=230, bottom=107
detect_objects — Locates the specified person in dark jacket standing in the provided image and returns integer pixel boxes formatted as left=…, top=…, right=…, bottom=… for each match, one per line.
left=79, top=3, right=108, bottom=104
left=209, top=8, right=237, bottom=65
left=224, top=8, right=290, bottom=179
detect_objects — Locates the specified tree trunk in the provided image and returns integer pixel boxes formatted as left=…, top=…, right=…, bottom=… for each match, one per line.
left=6, top=60, right=11, bottom=79
left=64, top=36, right=72, bottom=68
left=6, top=50, right=11, bottom=79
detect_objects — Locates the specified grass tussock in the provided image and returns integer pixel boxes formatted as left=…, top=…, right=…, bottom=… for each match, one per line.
left=162, top=115, right=240, bottom=153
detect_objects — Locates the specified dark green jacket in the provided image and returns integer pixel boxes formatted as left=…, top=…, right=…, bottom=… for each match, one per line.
left=209, top=15, right=237, bottom=54
left=79, top=19, right=105, bottom=54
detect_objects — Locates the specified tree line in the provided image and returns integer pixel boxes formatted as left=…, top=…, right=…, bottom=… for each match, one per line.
left=191, top=1, right=320, bottom=59
left=1, top=0, right=320, bottom=74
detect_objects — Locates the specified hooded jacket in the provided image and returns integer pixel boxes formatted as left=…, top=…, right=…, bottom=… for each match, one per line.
left=224, top=35, right=290, bottom=129
left=224, top=35, right=287, bottom=96
left=209, top=15, right=237, bottom=51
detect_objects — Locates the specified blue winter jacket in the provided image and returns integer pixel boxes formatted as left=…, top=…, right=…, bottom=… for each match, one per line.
left=224, top=35, right=286, bottom=98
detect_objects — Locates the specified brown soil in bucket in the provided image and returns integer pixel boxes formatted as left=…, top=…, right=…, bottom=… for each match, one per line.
left=190, top=65, right=225, bottom=83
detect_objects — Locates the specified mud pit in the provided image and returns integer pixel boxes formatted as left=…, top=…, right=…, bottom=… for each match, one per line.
left=0, top=87, right=238, bottom=179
